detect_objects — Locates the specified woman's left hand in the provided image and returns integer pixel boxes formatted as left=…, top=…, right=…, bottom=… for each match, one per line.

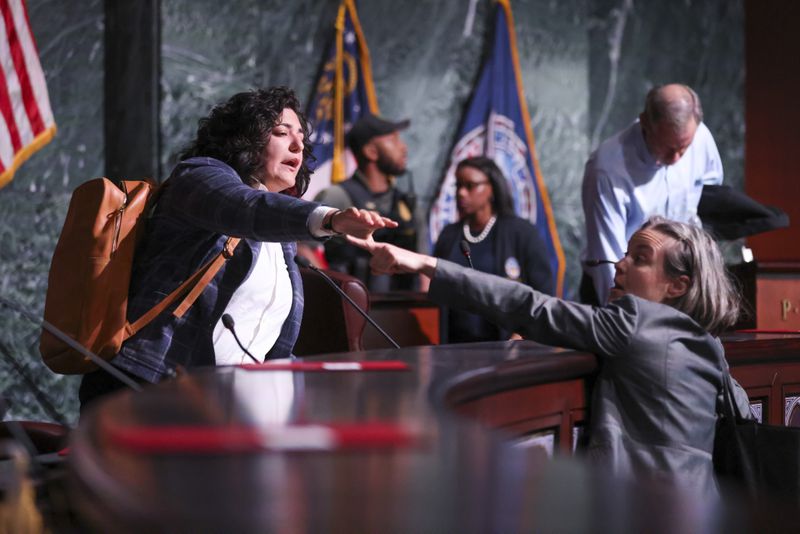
left=330, top=208, right=398, bottom=239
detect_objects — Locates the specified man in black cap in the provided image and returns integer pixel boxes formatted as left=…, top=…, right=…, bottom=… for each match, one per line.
left=315, top=112, right=417, bottom=291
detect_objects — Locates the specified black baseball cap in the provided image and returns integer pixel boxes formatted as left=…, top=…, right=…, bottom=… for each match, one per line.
left=346, top=112, right=410, bottom=153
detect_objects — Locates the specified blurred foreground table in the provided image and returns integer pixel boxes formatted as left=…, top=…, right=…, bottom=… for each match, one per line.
left=66, top=335, right=800, bottom=532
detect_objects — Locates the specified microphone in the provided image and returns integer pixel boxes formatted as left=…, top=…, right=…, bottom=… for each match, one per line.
left=0, top=295, right=142, bottom=392
left=583, top=259, right=616, bottom=267
left=293, top=256, right=401, bottom=349
left=459, top=240, right=474, bottom=269
left=220, top=313, right=260, bottom=364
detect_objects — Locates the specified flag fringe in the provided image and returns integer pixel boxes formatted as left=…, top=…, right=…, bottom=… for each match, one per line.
left=0, top=124, right=56, bottom=189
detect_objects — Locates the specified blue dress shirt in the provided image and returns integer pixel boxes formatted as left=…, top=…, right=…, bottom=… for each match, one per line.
left=581, top=121, right=723, bottom=303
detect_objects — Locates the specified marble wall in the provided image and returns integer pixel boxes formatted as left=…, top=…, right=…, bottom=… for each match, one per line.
left=587, top=0, right=745, bottom=260
left=161, top=0, right=591, bottom=292
left=588, top=0, right=744, bottom=187
left=0, top=0, right=104, bottom=422
left=0, top=0, right=744, bottom=423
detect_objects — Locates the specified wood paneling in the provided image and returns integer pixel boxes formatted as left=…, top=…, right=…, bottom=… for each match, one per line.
left=756, top=275, right=800, bottom=329
left=745, top=0, right=800, bottom=260
left=365, top=293, right=439, bottom=348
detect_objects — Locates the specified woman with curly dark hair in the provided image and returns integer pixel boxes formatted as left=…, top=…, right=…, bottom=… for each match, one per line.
left=79, top=87, right=394, bottom=408
left=178, top=86, right=316, bottom=197
left=432, top=156, right=554, bottom=342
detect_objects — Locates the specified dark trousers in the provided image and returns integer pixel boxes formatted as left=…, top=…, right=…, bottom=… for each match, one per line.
left=78, top=368, right=144, bottom=413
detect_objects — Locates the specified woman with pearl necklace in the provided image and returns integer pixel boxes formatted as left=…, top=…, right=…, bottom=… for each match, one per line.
left=431, top=156, right=555, bottom=343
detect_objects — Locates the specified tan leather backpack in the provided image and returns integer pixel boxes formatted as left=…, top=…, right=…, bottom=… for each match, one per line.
left=40, top=178, right=239, bottom=374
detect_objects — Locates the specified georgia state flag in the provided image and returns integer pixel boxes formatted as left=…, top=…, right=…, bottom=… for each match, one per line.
left=304, top=0, right=379, bottom=201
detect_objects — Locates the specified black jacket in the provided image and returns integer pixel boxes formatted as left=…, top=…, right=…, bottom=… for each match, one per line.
left=433, top=215, right=554, bottom=342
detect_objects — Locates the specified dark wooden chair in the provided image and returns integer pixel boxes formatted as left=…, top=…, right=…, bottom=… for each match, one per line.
left=0, top=421, right=69, bottom=455
left=294, top=268, right=369, bottom=356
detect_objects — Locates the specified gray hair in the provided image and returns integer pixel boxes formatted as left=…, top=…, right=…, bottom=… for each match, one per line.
left=642, top=84, right=704, bottom=132
left=640, top=216, right=740, bottom=335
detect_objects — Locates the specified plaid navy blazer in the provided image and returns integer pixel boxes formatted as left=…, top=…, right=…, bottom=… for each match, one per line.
left=113, top=157, right=321, bottom=383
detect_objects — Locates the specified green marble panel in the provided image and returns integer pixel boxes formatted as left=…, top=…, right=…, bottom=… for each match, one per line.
left=161, top=0, right=591, bottom=293
left=0, top=0, right=104, bottom=424
left=0, top=0, right=744, bottom=423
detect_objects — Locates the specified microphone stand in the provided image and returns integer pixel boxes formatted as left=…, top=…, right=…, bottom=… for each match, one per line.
left=0, top=341, right=68, bottom=426
left=0, top=295, right=142, bottom=392
left=459, top=240, right=475, bottom=269
left=294, top=257, right=401, bottom=349
left=221, top=314, right=260, bottom=364
left=583, top=259, right=616, bottom=267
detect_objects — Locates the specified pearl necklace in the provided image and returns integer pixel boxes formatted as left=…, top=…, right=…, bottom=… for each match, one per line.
left=462, top=215, right=497, bottom=244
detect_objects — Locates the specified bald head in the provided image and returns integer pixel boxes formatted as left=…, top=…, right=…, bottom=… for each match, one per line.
left=640, top=84, right=704, bottom=166
left=642, top=84, right=703, bottom=131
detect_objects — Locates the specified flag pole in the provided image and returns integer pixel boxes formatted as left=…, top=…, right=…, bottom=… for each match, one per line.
left=331, top=2, right=347, bottom=183
left=497, top=0, right=566, bottom=297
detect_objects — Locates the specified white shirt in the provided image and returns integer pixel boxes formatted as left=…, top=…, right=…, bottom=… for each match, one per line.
left=582, top=121, right=723, bottom=304
left=213, top=241, right=293, bottom=364
left=212, top=202, right=337, bottom=364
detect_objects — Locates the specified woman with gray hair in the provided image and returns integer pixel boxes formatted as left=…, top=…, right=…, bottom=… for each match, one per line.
left=349, top=216, right=750, bottom=495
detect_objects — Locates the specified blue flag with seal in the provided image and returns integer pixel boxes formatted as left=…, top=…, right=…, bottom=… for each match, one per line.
left=428, top=0, right=565, bottom=296
left=305, top=0, right=379, bottom=201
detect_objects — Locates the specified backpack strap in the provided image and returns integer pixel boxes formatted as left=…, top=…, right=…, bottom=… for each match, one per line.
left=124, top=237, right=241, bottom=339
left=171, top=237, right=240, bottom=319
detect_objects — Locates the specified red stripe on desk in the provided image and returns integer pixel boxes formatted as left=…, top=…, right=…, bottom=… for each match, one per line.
left=105, top=425, right=264, bottom=453
left=236, top=361, right=410, bottom=372
left=736, top=329, right=800, bottom=334
left=101, top=422, right=419, bottom=454
left=327, top=423, right=418, bottom=448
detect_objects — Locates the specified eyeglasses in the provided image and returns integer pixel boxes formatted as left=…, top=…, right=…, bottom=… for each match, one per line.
left=455, top=181, right=489, bottom=192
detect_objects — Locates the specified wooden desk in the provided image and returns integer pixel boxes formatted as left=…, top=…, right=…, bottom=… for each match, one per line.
left=67, top=335, right=800, bottom=532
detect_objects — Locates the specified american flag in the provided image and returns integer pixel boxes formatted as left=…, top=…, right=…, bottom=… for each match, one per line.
left=0, top=0, right=55, bottom=189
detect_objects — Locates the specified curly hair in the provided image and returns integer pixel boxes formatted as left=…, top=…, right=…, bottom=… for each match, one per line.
left=456, top=156, right=515, bottom=217
left=179, top=86, right=314, bottom=197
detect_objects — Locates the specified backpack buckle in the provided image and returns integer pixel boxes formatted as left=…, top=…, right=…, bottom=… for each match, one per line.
left=222, top=239, right=236, bottom=259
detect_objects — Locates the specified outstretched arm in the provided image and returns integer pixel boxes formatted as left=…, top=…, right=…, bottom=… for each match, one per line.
left=346, top=237, right=438, bottom=278
left=348, top=235, right=636, bottom=357
left=324, top=208, right=398, bottom=239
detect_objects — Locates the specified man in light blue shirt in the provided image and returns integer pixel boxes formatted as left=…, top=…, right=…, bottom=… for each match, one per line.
left=581, top=84, right=723, bottom=304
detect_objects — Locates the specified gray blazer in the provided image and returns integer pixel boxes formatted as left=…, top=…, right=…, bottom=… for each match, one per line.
left=429, top=260, right=750, bottom=494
